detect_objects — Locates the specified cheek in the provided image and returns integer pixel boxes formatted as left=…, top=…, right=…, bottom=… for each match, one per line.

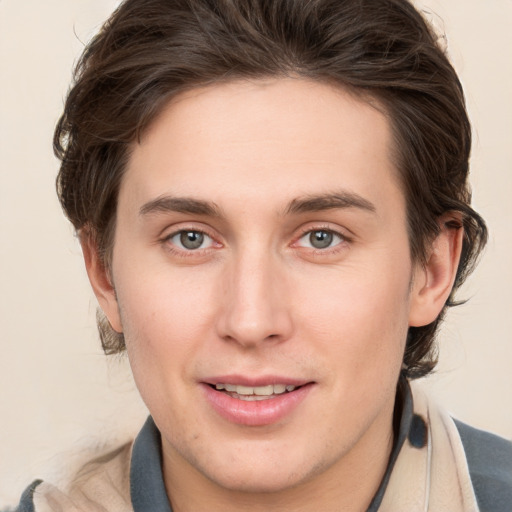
left=295, top=264, right=411, bottom=375
left=116, top=275, right=215, bottom=429
left=117, top=259, right=214, bottom=327
left=114, top=265, right=219, bottom=382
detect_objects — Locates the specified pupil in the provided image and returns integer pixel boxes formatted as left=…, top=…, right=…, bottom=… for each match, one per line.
left=180, top=231, right=204, bottom=250
left=310, top=230, right=332, bottom=249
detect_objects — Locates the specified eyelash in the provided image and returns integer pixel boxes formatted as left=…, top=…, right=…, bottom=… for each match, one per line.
left=160, top=228, right=220, bottom=257
left=293, top=226, right=351, bottom=254
left=159, top=225, right=351, bottom=259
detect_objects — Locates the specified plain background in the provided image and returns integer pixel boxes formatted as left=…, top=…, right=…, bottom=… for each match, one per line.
left=1, top=0, right=511, bottom=505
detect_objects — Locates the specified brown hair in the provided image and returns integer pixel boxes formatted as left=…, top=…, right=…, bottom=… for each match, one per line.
left=55, top=0, right=487, bottom=378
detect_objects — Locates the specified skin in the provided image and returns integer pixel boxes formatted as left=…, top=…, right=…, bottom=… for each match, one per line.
left=83, top=78, right=462, bottom=511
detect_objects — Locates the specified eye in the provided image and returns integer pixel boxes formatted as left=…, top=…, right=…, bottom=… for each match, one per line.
left=297, top=229, right=344, bottom=250
left=169, top=230, right=214, bottom=250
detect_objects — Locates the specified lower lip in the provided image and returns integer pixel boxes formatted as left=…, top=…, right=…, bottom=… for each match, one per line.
left=201, top=383, right=313, bottom=426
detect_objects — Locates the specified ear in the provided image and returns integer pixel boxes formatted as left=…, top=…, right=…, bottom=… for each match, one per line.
left=80, top=231, right=123, bottom=333
left=409, top=214, right=464, bottom=327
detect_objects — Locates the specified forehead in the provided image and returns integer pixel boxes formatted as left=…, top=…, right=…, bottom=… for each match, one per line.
left=121, top=78, right=403, bottom=218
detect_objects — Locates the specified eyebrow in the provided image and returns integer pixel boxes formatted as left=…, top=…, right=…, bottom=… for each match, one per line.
left=285, top=192, right=376, bottom=215
left=139, top=191, right=376, bottom=219
left=139, top=196, right=223, bottom=218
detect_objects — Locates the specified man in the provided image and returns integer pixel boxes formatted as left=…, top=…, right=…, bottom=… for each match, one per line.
left=16, top=0, right=512, bottom=510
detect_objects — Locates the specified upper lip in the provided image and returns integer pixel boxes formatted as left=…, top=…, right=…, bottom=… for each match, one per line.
left=202, top=375, right=312, bottom=387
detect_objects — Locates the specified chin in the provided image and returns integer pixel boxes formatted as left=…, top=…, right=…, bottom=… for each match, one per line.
left=209, top=467, right=310, bottom=495
left=199, top=446, right=330, bottom=495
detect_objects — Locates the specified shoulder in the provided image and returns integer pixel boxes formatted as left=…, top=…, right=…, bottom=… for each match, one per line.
left=454, top=419, right=512, bottom=512
left=13, top=417, right=165, bottom=512
left=14, top=442, right=133, bottom=512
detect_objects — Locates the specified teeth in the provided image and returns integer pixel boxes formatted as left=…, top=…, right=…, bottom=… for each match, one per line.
left=235, top=385, right=253, bottom=395
left=254, top=385, right=274, bottom=396
left=238, top=394, right=275, bottom=401
left=214, top=383, right=297, bottom=396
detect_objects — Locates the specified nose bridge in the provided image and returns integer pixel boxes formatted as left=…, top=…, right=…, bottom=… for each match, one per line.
left=217, top=243, right=292, bottom=347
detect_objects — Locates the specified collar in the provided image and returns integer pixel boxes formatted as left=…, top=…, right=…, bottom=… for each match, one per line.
left=130, top=415, right=173, bottom=512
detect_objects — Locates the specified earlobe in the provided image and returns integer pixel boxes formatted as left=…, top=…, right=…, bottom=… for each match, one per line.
left=80, top=231, right=123, bottom=333
left=408, top=214, right=464, bottom=327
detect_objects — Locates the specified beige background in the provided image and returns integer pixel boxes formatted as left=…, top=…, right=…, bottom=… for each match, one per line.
left=1, top=0, right=511, bottom=506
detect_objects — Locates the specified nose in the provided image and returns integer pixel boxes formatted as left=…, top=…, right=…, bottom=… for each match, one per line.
left=215, top=250, right=294, bottom=348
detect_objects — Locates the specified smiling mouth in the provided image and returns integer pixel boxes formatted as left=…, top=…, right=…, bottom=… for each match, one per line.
left=210, top=383, right=302, bottom=401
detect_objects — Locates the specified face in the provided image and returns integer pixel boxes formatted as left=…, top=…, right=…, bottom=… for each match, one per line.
left=99, top=79, right=429, bottom=495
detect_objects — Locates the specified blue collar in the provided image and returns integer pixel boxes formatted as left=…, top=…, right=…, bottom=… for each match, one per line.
left=130, top=416, right=173, bottom=512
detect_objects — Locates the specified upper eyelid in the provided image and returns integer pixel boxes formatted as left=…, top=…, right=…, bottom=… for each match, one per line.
left=160, top=223, right=217, bottom=240
left=160, top=228, right=220, bottom=257
left=158, top=227, right=217, bottom=251
left=298, top=228, right=344, bottom=239
left=295, top=224, right=352, bottom=241
left=295, top=229, right=345, bottom=247
left=166, top=228, right=213, bottom=240
left=164, top=229, right=217, bottom=247
left=164, top=227, right=209, bottom=238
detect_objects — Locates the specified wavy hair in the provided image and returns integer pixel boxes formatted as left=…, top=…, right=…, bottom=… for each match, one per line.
left=55, top=0, right=487, bottom=378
